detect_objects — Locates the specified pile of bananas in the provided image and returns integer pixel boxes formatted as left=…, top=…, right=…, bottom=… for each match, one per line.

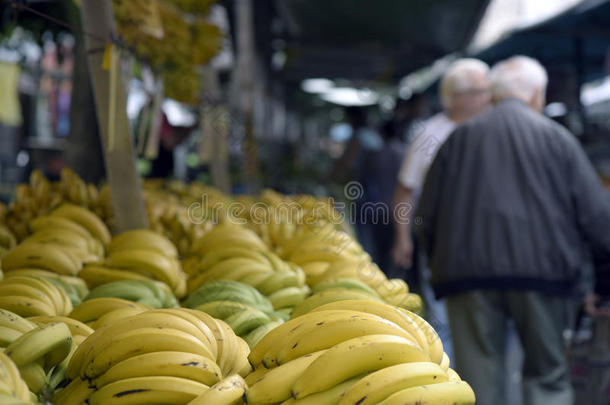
left=80, top=229, right=188, bottom=298
left=57, top=308, right=250, bottom=405
left=0, top=276, right=73, bottom=317
left=184, top=280, right=285, bottom=347
left=0, top=351, right=35, bottom=404
left=83, top=280, right=178, bottom=309
left=1, top=204, right=110, bottom=279
left=245, top=299, right=474, bottom=405
left=68, top=297, right=151, bottom=330
left=0, top=309, right=76, bottom=401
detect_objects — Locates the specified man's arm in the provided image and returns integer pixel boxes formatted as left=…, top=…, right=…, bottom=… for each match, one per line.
left=392, top=183, right=415, bottom=268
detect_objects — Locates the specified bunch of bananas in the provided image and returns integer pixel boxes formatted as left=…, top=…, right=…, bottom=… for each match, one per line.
left=0, top=351, right=35, bottom=404
left=1, top=203, right=110, bottom=279
left=2, top=269, right=89, bottom=308
left=68, top=297, right=150, bottom=330
left=0, top=276, right=73, bottom=317
left=58, top=308, right=250, bottom=405
left=1, top=309, right=74, bottom=401
left=184, top=280, right=285, bottom=347
left=245, top=299, right=473, bottom=405
left=79, top=229, right=188, bottom=298
left=0, top=224, right=16, bottom=260
left=84, top=279, right=179, bottom=309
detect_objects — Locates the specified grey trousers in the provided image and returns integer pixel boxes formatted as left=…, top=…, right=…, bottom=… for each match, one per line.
left=446, top=290, right=573, bottom=405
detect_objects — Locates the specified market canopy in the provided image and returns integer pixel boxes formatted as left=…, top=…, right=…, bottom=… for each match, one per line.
left=265, top=0, right=491, bottom=83
left=475, top=0, right=610, bottom=83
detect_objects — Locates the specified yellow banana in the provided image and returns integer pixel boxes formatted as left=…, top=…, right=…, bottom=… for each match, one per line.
left=68, top=297, right=148, bottom=323
left=1, top=242, right=80, bottom=276
left=338, top=362, right=448, bottom=405
left=78, top=265, right=150, bottom=289
left=0, top=310, right=35, bottom=334
left=51, top=377, right=94, bottom=405
left=244, top=366, right=269, bottom=386
left=246, top=350, right=326, bottom=404
left=446, top=367, right=462, bottom=382
left=106, top=249, right=181, bottom=291
left=29, top=215, right=93, bottom=240
left=197, top=247, right=268, bottom=272
left=378, top=380, right=476, bottom=405
left=186, top=374, right=246, bottom=405
left=52, top=204, right=111, bottom=245
left=108, top=229, right=178, bottom=258
left=291, top=288, right=383, bottom=318
left=398, top=308, right=444, bottom=365
left=5, top=322, right=72, bottom=368
left=0, top=296, right=56, bottom=317
left=18, top=362, right=46, bottom=394
left=27, top=316, right=93, bottom=338
left=94, top=351, right=221, bottom=388
left=89, top=376, right=209, bottom=405
left=0, top=352, right=30, bottom=402
left=292, top=334, right=429, bottom=398
left=89, top=306, right=148, bottom=330
left=283, top=375, right=362, bottom=405
left=440, top=351, right=450, bottom=372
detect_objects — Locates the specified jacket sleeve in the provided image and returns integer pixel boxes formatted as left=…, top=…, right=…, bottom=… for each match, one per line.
left=414, top=131, right=452, bottom=258
left=567, top=137, right=610, bottom=295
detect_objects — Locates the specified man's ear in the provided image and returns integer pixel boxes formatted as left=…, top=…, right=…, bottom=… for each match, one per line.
left=530, top=88, right=545, bottom=113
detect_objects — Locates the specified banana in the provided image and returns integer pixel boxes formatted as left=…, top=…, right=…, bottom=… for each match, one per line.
left=246, top=350, right=326, bottom=403
left=378, top=380, right=476, bottom=405
left=292, top=334, right=429, bottom=398
left=0, top=393, right=32, bottom=404
left=446, top=367, right=462, bottom=382
left=313, top=278, right=379, bottom=297
left=440, top=351, right=450, bottom=372
left=338, top=362, right=448, bottom=405
left=51, top=377, right=94, bottom=405
left=267, top=286, right=310, bottom=310
left=265, top=311, right=417, bottom=367
left=149, top=309, right=218, bottom=360
left=108, top=229, right=178, bottom=258
left=94, top=351, right=221, bottom=388
left=224, top=307, right=271, bottom=336
left=188, top=259, right=272, bottom=293
left=0, top=352, right=30, bottom=402
left=52, top=204, right=111, bottom=245
left=30, top=215, right=93, bottom=240
left=0, top=296, right=56, bottom=317
left=376, top=278, right=409, bottom=298
left=244, top=366, right=269, bottom=386
left=291, top=288, right=383, bottom=318
left=106, top=249, right=181, bottom=292
left=89, top=375, right=209, bottom=405
left=240, top=271, right=277, bottom=288
left=80, top=327, right=215, bottom=379
left=1, top=242, right=80, bottom=276
left=5, top=322, right=72, bottom=368
left=90, top=306, right=149, bottom=329
left=311, top=300, right=430, bottom=355
left=398, top=308, right=444, bottom=365
left=68, top=297, right=148, bottom=323
left=18, top=362, right=46, bottom=394
left=78, top=264, right=151, bottom=289
left=215, top=319, right=238, bottom=376
left=191, top=224, right=268, bottom=254
left=0, top=326, right=22, bottom=347
left=231, top=338, right=253, bottom=377
left=2, top=276, right=71, bottom=315
left=0, top=284, right=56, bottom=312
left=283, top=375, right=363, bottom=405
left=256, top=272, right=301, bottom=295
left=195, top=300, right=259, bottom=320
left=186, top=374, right=246, bottom=405
left=0, top=310, right=35, bottom=334
left=23, top=228, right=91, bottom=253
left=197, top=247, right=268, bottom=271
left=244, top=320, right=283, bottom=349
left=185, top=280, right=273, bottom=314
left=27, top=316, right=93, bottom=338
left=84, top=280, right=158, bottom=303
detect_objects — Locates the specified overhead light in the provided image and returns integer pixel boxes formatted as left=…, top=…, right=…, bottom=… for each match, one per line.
left=301, top=78, right=334, bottom=94
left=320, top=87, right=379, bottom=106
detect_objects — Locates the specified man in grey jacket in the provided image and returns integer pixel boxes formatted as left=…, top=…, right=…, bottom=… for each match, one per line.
left=416, top=55, right=610, bottom=405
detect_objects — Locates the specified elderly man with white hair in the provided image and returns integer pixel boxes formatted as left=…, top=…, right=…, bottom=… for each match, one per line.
left=415, top=55, right=610, bottom=405
left=392, top=58, right=491, bottom=269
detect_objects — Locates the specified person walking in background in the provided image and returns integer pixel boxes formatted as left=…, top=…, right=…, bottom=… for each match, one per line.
left=355, top=120, right=405, bottom=276
left=415, top=55, right=610, bottom=405
left=391, top=58, right=491, bottom=360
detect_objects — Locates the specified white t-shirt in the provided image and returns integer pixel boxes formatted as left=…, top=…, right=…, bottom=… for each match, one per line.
left=397, top=113, right=456, bottom=191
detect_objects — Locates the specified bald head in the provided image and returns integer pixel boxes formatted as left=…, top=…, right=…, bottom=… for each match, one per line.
left=490, top=56, right=548, bottom=112
left=440, top=58, right=491, bottom=122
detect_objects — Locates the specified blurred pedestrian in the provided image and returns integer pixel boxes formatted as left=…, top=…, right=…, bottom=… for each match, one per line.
left=355, top=120, right=405, bottom=276
left=415, top=55, right=610, bottom=405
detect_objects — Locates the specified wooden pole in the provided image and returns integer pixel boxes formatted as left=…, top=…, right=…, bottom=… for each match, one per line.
left=79, top=0, right=148, bottom=231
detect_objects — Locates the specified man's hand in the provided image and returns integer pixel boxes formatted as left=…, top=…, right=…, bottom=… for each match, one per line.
left=585, top=293, right=610, bottom=317
left=392, top=235, right=413, bottom=268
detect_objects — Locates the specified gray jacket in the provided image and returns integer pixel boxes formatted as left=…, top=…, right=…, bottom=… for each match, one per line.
left=416, top=99, right=610, bottom=297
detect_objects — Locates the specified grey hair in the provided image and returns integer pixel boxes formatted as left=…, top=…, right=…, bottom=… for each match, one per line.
left=490, top=56, right=548, bottom=102
left=440, top=58, right=490, bottom=110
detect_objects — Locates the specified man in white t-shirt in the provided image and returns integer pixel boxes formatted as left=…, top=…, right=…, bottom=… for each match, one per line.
left=392, top=58, right=491, bottom=269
